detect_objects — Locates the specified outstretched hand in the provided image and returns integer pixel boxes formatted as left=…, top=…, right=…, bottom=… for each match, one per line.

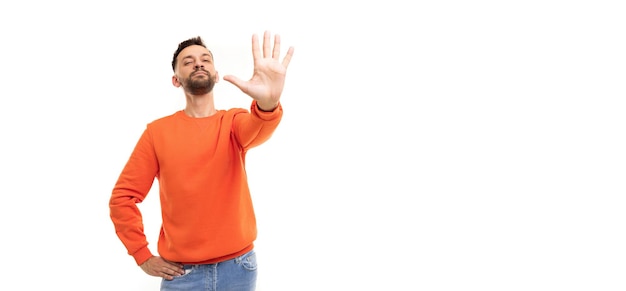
left=223, top=31, right=294, bottom=111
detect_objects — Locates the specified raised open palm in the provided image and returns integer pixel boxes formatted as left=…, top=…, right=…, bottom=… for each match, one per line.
left=223, top=31, right=295, bottom=111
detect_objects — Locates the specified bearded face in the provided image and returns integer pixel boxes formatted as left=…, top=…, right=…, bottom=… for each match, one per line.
left=182, top=68, right=216, bottom=95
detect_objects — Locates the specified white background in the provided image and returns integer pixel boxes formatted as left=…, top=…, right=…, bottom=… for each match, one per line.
left=0, top=0, right=624, bottom=290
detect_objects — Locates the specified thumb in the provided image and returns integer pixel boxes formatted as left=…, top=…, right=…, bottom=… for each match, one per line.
left=223, top=75, right=248, bottom=93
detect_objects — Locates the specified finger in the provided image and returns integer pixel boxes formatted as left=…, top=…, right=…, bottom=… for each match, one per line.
left=164, top=262, right=184, bottom=275
left=164, top=265, right=183, bottom=276
left=263, top=30, right=271, bottom=58
left=223, top=75, right=248, bottom=94
left=163, top=273, right=175, bottom=280
left=159, top=267, right=180, bottom=280
left=282, top=46, right=295, bottom=68
left=272, top=33, right=281, bottom=59
left=251, top=33, right=260, bottom=62
left=163, top=258, right=184, bottom=269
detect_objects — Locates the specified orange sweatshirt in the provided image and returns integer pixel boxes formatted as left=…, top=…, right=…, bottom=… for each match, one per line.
left=109, top=101, right=282, bottom=266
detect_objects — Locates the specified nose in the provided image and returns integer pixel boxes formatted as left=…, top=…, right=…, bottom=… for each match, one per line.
left=194, top=63, right=204, bottom=70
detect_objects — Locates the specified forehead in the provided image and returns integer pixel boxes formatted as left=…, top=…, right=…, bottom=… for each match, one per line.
left=178, top=45, right=213, bottom=60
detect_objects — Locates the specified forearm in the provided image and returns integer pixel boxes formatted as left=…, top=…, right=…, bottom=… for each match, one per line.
left=110, top=187, right=154, bottom=265
left=233, top=101, right=283, bottom=149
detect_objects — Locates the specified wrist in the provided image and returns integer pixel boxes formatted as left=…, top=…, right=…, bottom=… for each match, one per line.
left=256, top=101, right=278, bottom=112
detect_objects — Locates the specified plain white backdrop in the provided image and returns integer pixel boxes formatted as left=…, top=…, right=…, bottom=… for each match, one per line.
left=1, top=0, right=624, bottom=290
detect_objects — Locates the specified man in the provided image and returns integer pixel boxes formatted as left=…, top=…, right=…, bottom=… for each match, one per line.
left=109, top=31, right=294, bottom=290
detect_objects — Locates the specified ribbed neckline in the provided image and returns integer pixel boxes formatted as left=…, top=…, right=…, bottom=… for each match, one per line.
left=175, top=110, right=224, bottom=121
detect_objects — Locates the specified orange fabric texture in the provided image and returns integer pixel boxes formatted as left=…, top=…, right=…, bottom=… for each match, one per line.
left=110, top=101, right=282, bottom=265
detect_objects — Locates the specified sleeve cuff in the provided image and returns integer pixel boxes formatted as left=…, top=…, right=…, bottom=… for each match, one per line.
left=132, top=246, right=154, bottom=266
left=251, top=101, right=282, bottom=121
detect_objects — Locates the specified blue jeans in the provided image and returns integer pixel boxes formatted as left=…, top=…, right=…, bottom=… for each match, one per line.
left=160, top=249, right=257, bottom=291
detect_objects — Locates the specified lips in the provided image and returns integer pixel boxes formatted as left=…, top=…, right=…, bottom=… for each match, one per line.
left=192, top=71, right=209, bottom=77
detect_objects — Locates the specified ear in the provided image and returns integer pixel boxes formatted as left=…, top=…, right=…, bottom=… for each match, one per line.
left=214, top=71, right=219, bottom=83
left=172, top=75, right=182, bottom=87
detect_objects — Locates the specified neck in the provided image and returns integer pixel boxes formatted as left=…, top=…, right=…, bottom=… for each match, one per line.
left=184, top=92, right=216, bottom=118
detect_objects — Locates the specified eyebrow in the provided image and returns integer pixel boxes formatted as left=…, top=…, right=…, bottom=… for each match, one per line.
left=181, top=53, right=213, bottom=61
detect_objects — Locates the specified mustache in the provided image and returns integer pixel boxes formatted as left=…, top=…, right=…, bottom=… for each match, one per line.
left=191, top=68, right=210, bottom=76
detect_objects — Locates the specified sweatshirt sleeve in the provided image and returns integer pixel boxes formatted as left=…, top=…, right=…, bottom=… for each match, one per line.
left=109, top=127, right=158, bottom=265
left=232, top=100, right=283, bottom=150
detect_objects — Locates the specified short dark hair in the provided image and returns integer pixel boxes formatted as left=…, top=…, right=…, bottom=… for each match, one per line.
left=171, top=36, right=212, bottom=71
